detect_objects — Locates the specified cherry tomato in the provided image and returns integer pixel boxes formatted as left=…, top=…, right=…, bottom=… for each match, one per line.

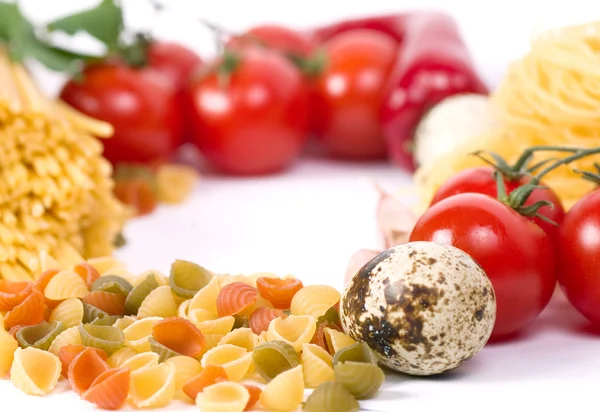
left=113, top=178, right=157, bottom=216
left=311, top=29, right=398, bottom=159
left=147, top=41, right=203, bottom=89
left=558, top=189, right=600, bottom=325
left=185, top=47, right=310, bottom=175
left=409, top=193, right=556, bottom=340
left=60, top=62, right=182, bottom=164
left=430, top=166, right=565, bottom=244
left=227, top=25, right=315, bottom=59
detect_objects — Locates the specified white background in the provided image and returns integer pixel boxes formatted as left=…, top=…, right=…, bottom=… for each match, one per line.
left=4, top=1, right=600, bottom=411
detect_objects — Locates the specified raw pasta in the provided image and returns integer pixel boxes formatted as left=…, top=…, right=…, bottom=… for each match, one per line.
left=73, top=262, right=101, bottom=289
left=48, top=326, right=82, bottom=356
left=49, top=297, right=84, bottom=328
left=123, top=316, right=163, bottom=352
left=58, top=345, right=108, bottom=379
left=195, top=381, right=250, bottom=412
left=216, top=282, right=258, bottom=317
left=151, top=317, right=205, bottom=359
left=86, top=256, right=125, bottom=276
left=163, top=355, right=203, bottom=402
left=83, top=291, right=126, bottom=316
left=4, top=289, right=46, bottom=329
left=189, top=276, right=221, bottom=315
left=191, top=314, right=235, bottom=335
left=324, top=327, right=356, bottom=354
left=182, top=364, right=228, bottom=401
left=107, top=346, right=138, bottom=368
left=130, top=362, right=176, bottom=408
left=120, top=352, right=160, bottom=373
left=44, top=270, right=89, bottom=300
left=125, top=273, right=160, bottom=315
left=0, top=279, right=32, bottom=311
left=290, top=285, right=340, bottom=318
left=253, top=340, right=299, bottom=382
left=301, top=343, right=335, bottom=388
left=266, top=315, right=317, bottom=352
left=303, top=381, right=360, bottom=412
left=81, top=367, right=130, bottom=410
left=15, top=321, right=64, bottom=351
left=169, top=259, right=212, bottom=298
left=91, top=275, right=133, bottom=297
left=334, top=361, right=385, bottom=400
left=256, top=276, right=303, bottom=309
left=10, top=347, right=61, bottom=396
left=137, top=285, right=178, bottom=318
left=79, top=324, right=125, bottom=354
left=112, top=315, right=137, bottom=331
left=201, top=344, right=253, bottom=382
left=0, top=331, right=19, bottom=376
left=219, top=328, right=259, bottom=352
left=248, top=307, right=287, bottom=335
left=259, top=364, right=305, bottom=411
left=67, top=347, right=109, bottom=394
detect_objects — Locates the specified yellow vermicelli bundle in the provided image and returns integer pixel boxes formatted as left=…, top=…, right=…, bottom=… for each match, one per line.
left=0, top=49, right=128, bottom=281
left=415, top=21, right=600, bottom=211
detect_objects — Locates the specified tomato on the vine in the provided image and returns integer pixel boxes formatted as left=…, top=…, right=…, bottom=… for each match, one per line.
left=227, top=25, right=315, bottom=59
left=558, top=189, right=600, bottom=325
left=185, top=47, right=310, bottom=175
left=60, top=62, right=182, bottom=165
left=430, top=166, right=565, bottom=243
left=409, top=193, right=556, bottom=340
left=310, top=29, right=398, bottom=159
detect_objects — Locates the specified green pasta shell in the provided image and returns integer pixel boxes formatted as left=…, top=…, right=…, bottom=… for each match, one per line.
left=303, top=381, right=360, bottom=412
left=333, top=342, right=379, bottom=365
left=92, top=275, right=133, bottom=296
left=83, top=303, right=109, bottom=324
left=169, top=259, right=213, bottom=298
left=79, top=324, right=125, bottom=355
left=125, top=273, right=160, bottom=315
left=16, top=321, right=64, bottom=351
left=148, top=337, right=181, bottom=363
left=334, top=361, right=385, bottom=400
left=90, top=315, right=120, bottom=326
left=253, top=340, right=299, bottom=382
left=232, top=315, right=249, bottom=330
left=316, top=305, right=341, bottom=327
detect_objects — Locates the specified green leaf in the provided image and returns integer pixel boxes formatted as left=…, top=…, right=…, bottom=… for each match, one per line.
left=47, top=0, right=123, bottom=50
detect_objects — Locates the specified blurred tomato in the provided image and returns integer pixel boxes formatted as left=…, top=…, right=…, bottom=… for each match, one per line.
left=147, top=41, right=203, bottom=89
left=227, top=24, right=315, bottom=59
left=185, top=47, right=310, bottom=175
left=60, top=62, right=182, bottom=164
left=311, top=29, right=398, bottom=159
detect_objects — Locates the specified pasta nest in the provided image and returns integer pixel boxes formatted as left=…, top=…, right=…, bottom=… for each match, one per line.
left=0, top=50, right=129, bottom=281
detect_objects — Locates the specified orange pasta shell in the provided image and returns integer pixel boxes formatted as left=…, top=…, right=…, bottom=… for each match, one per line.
left=83, top=291, right=126, bottom=316
left=82, top=367, right=130, bottom=410
left=4, top=289, right=47, bottom=330
left=182, top=365, right=228, bottom=400
left=0, top=280, right=33, bottom=311
left=256, top=277, right=303, bottom=309
left=68, top=347, right=110, bottom=394
left=311, top=321, right=342, bottom=353
left=244, top=384, right=262, bottom=410
left=152, top=317, right=205, bottom=358
left=248, top=307, right=287, bottom=335
left=59, top=344, right=108, bottom=379
left=74, top=262, right=101, bottom=289
left=217, top=282, right=258, bottom=317
left=34, top=269, right=62, bottom=309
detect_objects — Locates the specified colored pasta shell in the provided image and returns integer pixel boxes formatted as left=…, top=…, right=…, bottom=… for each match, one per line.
left=107, top=346, right=138, bottom=368
left=83, top=291, right=126, bottom=316
left=201, top=344, right=253, bottom=382
left=91, top=275, right=133, bottom=297
left=290, top=285, right=341, bottom=318
left=182, top=364, right=229, bottom=401
left=195, top=381, right=250, bottom=412
left=256, top=277, right=303, bottom=309
left=148, top=337, right=181, bottom=362
left=217, top=282, right=258, bottom=317
left=121, top=352, right=160, bottom=373
left=67, top=347, right=109, bottom=394
left=169, top=259, right=213, bottom=298
left=130, top=362, right=176, bottom=408
left=317, top=304, right=341, bottom=327
left=137, top=285, right=178, bottom=318
left=310, top=321, right=341, bottom=353
left=0, top=332, right=19, bottom=377
left=82, top=367, right=130, bottom=410
left=189, top=276, right=221, bottom=315
left=113, top=316, right=137, bottom=331
left=219, top=328, right=258, bottom=352
left=163, top=355, right=203, bottom=402
left=301, top=343, right=334, bottom=388
left=90, top=315, right=120, bottom=326
left=332, top=342, right=378, bottom=365
left=83, top=302, right=109, bottom=323
left=253, top=340, right=300, bottom=382
left=324, top=328, right=356, bottom=354
left=49, top=297, right=84, bottom=328
left=86, top=256, right=125, bottom=275
left=248, top=307, right=287, bottom=335
left=44, top=270, right=89, bottom=300
left=48, top=326, right=82, bottom=356
left=266, top=315, right=317, bottom=352
left=16, top=321, right=64, bottom=351
left=303, top=381, right=360, bottom=412
left=259, top=364, right=304, bottom=411
left=74, top=262, right=101, bottom=289
left=151, top=317, right=205, bottom=358
left=125, top=273, right=160, bottom=315
left=58, top=344, right=108, bottom=378
left=123, top=316, right=163, bottom=352
left=79, top=324, right=125, bottom=354
left=334, top=361, right=385, bottom=399
left=4, top=289, right=47, bottom=329
left=191, top=314, right=235, bottom=335
left=33, top=269, right=60, bottom=294
left=244, top=384, right=262, bottom=410
left=10, top=347, right=61, bottom=396
left=0, top=279, right=33, bottom=311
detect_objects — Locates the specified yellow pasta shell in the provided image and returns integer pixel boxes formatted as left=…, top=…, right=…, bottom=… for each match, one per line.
left=290, top=285, right=340, bottom=318
left=219, top=327, right=259, bottom=352
left=266, top=315, right=317, bottom=352
left=123, top=316, right=163, bottom=352
left=163, top=355, right=203, bottom=402
left=137, top=285, right=177, bottom=319
left=130, top=362, right=176, bottom=408
left=10, top=347, right=61, bottom=396
left=107, top=346, right=138, bottom=368
left=189, top=276, right=220, bottom=315
left=201, top=344, right=253, bottom=382
left=48, top=297, right=84, bottom=328
left=195, top=381, right=250, bottom=412
left=192, top=315, right=235, bottom=335
left=44, top=270, right=88, bottom=300
left=260, top=364, right=304, bottom=411
left=48, top=325, right=82, bottom=356
left=0, top=332, right=18, bottom=376
left=324, top=328, right=356, bottom=354
left=301, top=343, right=334, bottom=388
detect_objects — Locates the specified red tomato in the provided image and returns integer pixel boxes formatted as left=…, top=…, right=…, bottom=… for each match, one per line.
left=558, top=189, right=600, bottom=325
left=185, top=47, right=310, bottom=175
left=113, top=178, right=157, bottom=216
left=147, top=41, right=203, bottom=89
left=311, top=29, right=398, bottom=159
left=227, top=25, right=315, bottom=59
left=60, top=62, right=182, bottom=164
left=409, top=193, right=556, bottom=340
left=430, top=166, right=565, bottom=243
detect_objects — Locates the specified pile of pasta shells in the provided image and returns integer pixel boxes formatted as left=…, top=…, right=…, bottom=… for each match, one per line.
left=0, top=255, right=386, bottom=411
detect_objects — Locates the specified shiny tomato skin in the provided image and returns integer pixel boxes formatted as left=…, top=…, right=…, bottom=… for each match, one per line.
left=430, top=166, right=565, bottom=244
left=185, top=48, right=310, bottom=175
left=558, top=189, right=600, bottom=325
left=311, top=29, right=398, bottom=159
left=147, top=41, right=203, bottom=89
left=60, top=63, right=182, bottom=165
left=228, top=25, right=315, bottom=58
left=409, top=193, right=556, bottom=340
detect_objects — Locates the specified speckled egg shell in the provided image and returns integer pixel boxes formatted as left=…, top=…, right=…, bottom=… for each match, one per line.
left=340, top=241, right=496, bottom=376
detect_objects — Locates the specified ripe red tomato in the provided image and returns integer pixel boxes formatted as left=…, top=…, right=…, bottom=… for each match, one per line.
left=430, top=166, right=565, bottom=243
left=227, top=25, right=315, bottom=59
left=146, top=41, right=203, bottom=89
left=185, top=47, right=310, bottom=175
left=311, top=29, right=398, bottom=159
left=558, top=189, right=600, bottom=325
left=60, top=62, right=182, bottom=165
left=409, top=193, right=556, bottom=340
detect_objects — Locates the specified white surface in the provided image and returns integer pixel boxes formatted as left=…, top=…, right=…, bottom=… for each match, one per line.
left=3, top=1, right=600, bottom=411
